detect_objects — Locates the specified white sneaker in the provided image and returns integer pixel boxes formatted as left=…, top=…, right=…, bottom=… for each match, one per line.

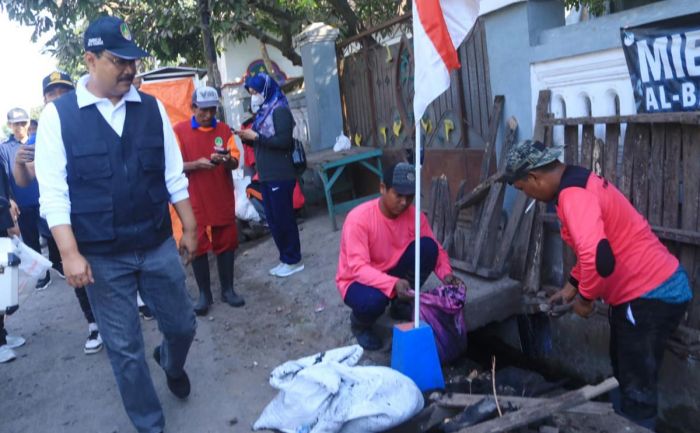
left=0, top=345, right=16, bottom=363
left=84, top=324, right=103, bottom=355
left=5, top=335, right=26, bottom=349
left=274, top=262, right=305, bottom=278
left=269, top=263, right=284, bottom=276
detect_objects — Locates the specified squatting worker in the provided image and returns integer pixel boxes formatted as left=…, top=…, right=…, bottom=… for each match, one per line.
left=335, top=161, right=463, bottom=351
left=174, top=86, right=245, bottom=315
left=35, top=16, right=198, bottom=433
left=505, top=139, right=692, bottom=431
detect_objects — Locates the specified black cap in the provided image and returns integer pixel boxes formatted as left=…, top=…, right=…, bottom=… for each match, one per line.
left=42, top=71, right=74, bottom=94
left=83, top=16, right=149, bottom=59
left=383, top=161, right=416, bottom=195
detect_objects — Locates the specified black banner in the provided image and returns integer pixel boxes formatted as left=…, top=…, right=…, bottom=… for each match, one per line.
left=621, top=13, right=700, bottom=113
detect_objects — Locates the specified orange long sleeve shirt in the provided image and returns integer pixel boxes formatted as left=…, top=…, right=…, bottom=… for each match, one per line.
left=557, top=166, right=678, bottom=306
left=335, top=198, right=452, bottom=300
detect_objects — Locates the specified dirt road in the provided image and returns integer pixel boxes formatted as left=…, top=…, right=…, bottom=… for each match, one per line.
left=0, top=209, right=391, bottom=433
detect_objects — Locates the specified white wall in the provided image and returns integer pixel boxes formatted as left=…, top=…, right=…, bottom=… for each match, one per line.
left=531, top=47, right=634, bottom=164
left=218, top=36, right=303, bottom=128
left=218, top=36, right=302, bottom=85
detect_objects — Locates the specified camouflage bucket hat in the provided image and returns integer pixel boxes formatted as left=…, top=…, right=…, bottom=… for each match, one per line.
left=504, top=140, right=562, bottom=184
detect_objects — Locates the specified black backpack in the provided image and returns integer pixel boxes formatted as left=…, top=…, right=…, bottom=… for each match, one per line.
left=291, top=137, right=307, bottom=176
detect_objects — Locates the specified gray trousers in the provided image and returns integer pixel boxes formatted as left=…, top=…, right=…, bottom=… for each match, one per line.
left=85, top=237, right=196, bottom=433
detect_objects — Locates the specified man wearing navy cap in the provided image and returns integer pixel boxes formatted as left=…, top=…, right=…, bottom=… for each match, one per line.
left=335, top=161, right=464, bottom=350
left=35, top=16, right=198, bottom=433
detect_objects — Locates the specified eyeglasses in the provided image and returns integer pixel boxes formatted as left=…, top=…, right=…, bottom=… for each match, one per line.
left=102, top=53, right=136, bottom=69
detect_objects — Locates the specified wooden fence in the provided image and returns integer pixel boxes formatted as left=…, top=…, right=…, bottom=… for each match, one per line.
left=336, top=16, right=492, bottom=151
left=540, top=105, right=700, bottom=330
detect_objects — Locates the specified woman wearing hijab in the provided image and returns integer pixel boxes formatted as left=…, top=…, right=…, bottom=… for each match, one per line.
left=237, top=73, right=304, bottom=277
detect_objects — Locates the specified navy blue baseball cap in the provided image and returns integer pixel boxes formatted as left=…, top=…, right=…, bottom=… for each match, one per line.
left=42, top=71, right=74, bottom=94
left=83, top=16, right=149, bottom=59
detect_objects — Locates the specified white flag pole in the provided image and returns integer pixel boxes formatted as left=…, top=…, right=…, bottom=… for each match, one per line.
left=414, top=122, right=421, bottom=329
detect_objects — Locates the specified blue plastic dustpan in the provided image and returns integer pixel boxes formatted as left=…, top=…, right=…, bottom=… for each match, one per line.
left=391, top=321, right=445, bottom=392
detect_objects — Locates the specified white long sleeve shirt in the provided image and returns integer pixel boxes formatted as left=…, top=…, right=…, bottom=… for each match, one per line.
left=35, top=75, right=189, bottom=228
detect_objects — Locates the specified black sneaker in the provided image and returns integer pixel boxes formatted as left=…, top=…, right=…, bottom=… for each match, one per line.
left=351, top=325, right=383, bottom=351
left=153, top=346, right=190, bottom=399
left=35, top=271, right=51, bottom=290
left=139, top=305, right=154, bottom=320
left=350, top=314, right=383, bottom=351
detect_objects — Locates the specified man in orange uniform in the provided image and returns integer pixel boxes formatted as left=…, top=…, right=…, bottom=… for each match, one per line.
left=336, top=161, right=464, bottom=350
left=505, top=139, right=691, bottom=431
left=174, top=87, right=244, bottom=315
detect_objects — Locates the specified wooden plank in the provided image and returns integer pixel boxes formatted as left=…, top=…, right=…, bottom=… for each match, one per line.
left=473, top=22, right=490, bottom=137
left=492, top=192, right=530, bottom=275
left=468, top=116, right=516, bottom=271
left=542, top=112, right=700, bottom=126
left=631, top=124, right=651, bottom=218
left=663, top=125, right=682, bottom=228
left=434, top=393, right=614, bottom=416
left=470, top=182, right=505, bottom=269
left=479, top=96, right=505, bottom=181
left=681, top=125, right=700, bottom=327
left=564, top=125, right=579, bottom=165
left=510, top=200, right=537, bottom=281
left=592, top=138, right=604, bottom=176
left=648, top=124, right=665, bottom=226
left=455, top=173, right=501, bottom=210
left=457, top=378, right=619, bottom=433
left=480, top=21, right=493, bottom=123
left=533, top=90, right=552, bottom=143
left=465, top=35, right=480, bottom=136
left=604, top=123, right=620, bottom=183
left=580, top=124, right=594, bottom=170
left=544, top=115, right=554, bottom=147
left=523, top=203, right=546, bottom=294
left=428, top=177, right=439, bottom=226
left=620, top=124, right=636, bottom=201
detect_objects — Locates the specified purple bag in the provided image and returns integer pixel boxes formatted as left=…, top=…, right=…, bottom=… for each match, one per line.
left=419, top=284, right=468, bottom=364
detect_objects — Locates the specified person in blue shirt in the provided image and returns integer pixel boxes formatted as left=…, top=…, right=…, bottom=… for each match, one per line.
left=12, top=71, right=104, bottom=355
left=1, top=107, right=49, bottom=291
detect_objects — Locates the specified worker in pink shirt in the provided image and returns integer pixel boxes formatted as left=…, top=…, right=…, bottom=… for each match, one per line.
left=505, top=139, right=691, bottom=431
left=336, top=161, right=463, bottom=351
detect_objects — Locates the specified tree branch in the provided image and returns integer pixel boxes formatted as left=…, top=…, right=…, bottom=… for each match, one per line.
left=326, top=0, right=364, bottom=36
left=236, top=20, right=302, bottom=66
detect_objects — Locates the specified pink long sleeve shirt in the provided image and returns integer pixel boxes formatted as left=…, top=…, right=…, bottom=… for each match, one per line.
left=557, top=166, right=678, bottom=306
left=335, top=198, right=453, bottom=300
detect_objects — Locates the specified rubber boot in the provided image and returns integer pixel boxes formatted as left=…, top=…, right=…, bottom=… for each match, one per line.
left=350, top=313, right=382, bottom=351
left=191, top=254, right=213, bottom=316
left=217, top=251, right=245, bottom=307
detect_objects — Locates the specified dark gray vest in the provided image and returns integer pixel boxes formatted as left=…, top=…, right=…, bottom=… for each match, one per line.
left=54, top=90, right=172, bottom=254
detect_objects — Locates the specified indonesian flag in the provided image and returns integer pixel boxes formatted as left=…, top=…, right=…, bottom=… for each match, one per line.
left=412, top=0, right=480, bottom=122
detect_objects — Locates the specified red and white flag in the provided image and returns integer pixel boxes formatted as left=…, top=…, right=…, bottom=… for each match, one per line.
left=412, top=0, right=480, bottom=122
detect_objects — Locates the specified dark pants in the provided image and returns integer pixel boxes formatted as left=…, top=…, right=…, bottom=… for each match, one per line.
left=344, top=237, right=439, bottom=325
left=17, top=205, right=41, bottom=253
left=0, top=314, right=5, bottom=346
left=261, top=179, right=301, bottom=265
left=44, top=223, right=96, bottom=324
left=84, top=237, right=196, bottom=433
left=609, top=298, right=688, bottom=429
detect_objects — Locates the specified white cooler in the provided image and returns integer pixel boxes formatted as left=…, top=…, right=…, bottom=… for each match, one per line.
left=0, top=238, right=20, bottom=315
